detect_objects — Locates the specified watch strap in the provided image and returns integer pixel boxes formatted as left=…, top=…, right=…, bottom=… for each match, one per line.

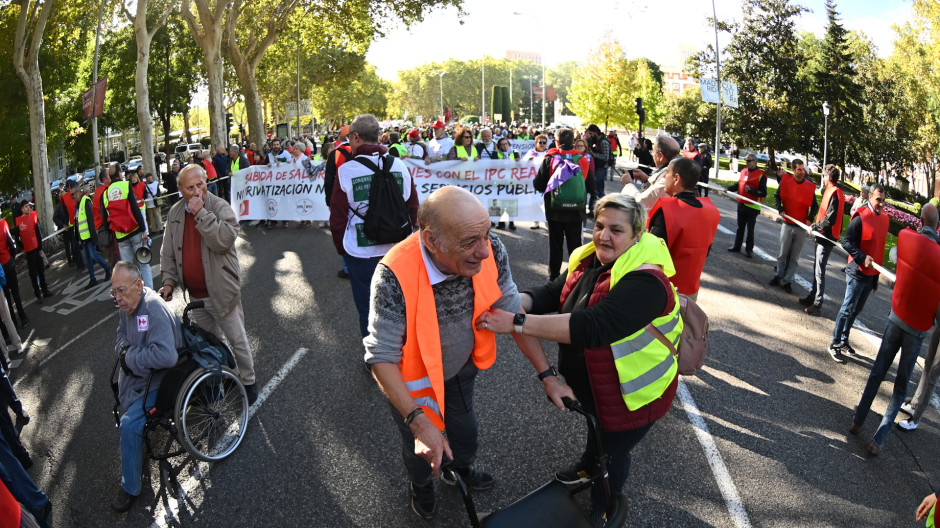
left=537, top=366, right=558, bottom=381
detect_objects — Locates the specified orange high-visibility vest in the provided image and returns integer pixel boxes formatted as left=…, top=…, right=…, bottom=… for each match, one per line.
left=380, top=233, right=503, bottom=430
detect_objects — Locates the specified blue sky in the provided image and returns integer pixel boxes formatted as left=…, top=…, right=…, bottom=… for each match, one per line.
left=366, top=0, right=913, bottom=80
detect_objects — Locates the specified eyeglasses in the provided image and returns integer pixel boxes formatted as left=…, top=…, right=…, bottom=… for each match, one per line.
left=462, top=134, right=472, bottom=138
left=537, top=141, right=547, bottom=145
left=109, top=281, right=140, bottom=298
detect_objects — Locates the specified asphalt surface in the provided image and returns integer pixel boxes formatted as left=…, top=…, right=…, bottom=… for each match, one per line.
left=8, top=170, right=939, bottom=528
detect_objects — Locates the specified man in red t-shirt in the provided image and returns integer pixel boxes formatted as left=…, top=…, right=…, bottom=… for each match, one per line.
left=13, top=202, right=53, bottom=303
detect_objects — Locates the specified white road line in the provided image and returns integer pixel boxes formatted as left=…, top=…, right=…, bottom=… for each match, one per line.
left=36, top=312, right=118, bottom=369
left=150, top=347, right=309, bottom=528
left=677, top=380, right=752, bottom=528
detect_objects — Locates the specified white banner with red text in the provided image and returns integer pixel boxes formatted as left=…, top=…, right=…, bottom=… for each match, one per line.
left=230, top=158, right=547, bottom=221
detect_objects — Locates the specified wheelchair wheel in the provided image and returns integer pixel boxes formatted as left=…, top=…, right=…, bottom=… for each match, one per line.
left=174, top=366, right=248, bottom=462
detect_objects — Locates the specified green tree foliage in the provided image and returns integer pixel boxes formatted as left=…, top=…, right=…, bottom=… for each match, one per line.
left=661, top=87, right=719, bottom=141
left=491, top=85, right=503, bottom=122
left=568, top=35, right=638, bottom=132
left=546, top=61, right=578, bottom=117
left=695, top=0, right=807, bottom=168
left=633, top=59, right=664, bottom=129
left=309, top=64, right=390, bottom=123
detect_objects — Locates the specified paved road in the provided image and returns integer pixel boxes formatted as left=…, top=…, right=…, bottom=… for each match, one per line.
left=8, top=178, right=938, bottom=527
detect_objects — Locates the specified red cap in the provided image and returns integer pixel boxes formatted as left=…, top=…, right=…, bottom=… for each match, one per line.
left=520, top=125, right=528, bottom=129
left=407, top=128, right=420, bottom=140
left=430, top=120, right=445, bottom=129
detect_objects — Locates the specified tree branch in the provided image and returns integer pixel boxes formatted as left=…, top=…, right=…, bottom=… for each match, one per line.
left=148, top=0, right=176, bottom=40
left=121, top=0, right=134, bottom=23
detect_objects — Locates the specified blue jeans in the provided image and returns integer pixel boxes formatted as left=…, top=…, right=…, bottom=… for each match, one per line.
left=82, top=240, right=110, bottom=282
left=208, top=181, right=219, bottom=196
left=573, top=386, right=655, bottom=514
left=807, top=243, right=834, bottom=307
left=594, top=165, right=607, bottom=201
left=116, top=231, right=153, bottom=289
left=121, top=389, right=158, bottom=496
left=391, top=359, right=479, bottom=486
left=832, top=274, right=875, bottom=347
left=0, top=414, right=49, bottom=526
left=345, top=255, right=383, bottom=337
left=853, top=321, right=924, bottom=446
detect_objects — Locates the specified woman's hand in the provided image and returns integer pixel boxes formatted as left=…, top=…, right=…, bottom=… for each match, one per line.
left=916, top=493, right=937, bottom=522
left=475, top=309, right=516, bottom=334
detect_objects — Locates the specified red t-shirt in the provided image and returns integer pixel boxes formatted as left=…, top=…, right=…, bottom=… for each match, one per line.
left=182, top=212, right=209, bottom=299
left=15, top=211, right=39, bottom=253
left=0, top=220, right=11, bottom=265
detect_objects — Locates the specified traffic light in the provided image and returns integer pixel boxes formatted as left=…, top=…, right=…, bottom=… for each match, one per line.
left=635, top=98, right=645, bottom=127
left=225, top=113, right=233, bottom=137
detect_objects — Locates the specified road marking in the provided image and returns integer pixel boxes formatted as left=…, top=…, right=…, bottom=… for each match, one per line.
left=677, top=380, right=752, bottom=528
left=35, top=312, right=118, bottom=369
left=150, top=347, right=309, bottom=528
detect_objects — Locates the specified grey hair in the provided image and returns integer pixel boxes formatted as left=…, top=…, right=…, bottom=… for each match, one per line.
left=113, top=260, right=142, bottom=282
left=594, top=193, right=647, bottom=237
left=350, top=114, right=381, bottom=143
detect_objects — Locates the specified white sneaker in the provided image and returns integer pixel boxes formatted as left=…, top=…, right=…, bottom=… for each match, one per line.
left=897, top=419, right=918, bottom=431
left=899, top=403, right=916, bottom=417
left=7, top=343, right=22, bottom=354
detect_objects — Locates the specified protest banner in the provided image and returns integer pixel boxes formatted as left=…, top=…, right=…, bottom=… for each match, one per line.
left=510, top=139, right=535, bottom=154
left=230, top=158, right=547, bottom=222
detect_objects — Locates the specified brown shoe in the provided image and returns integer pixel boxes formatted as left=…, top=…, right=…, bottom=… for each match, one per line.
left=867, top=441, right=881, bottom=456
left=849, top=422, right=862, bottom=435
left=111, top=488, right=136, bottom=513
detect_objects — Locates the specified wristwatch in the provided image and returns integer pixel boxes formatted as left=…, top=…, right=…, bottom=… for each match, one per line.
left=513, top=313, right=526, bottom=334
left=537, top=366, right=559, bottom=381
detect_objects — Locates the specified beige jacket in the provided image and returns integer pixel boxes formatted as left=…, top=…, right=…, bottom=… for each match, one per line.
left=161, top=192, right=241, bottom=318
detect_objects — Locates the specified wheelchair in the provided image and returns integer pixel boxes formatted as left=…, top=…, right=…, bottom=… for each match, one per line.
left=110, top=300, right=249, bottom=501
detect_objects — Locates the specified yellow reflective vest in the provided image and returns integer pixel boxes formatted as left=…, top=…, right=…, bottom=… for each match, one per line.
left=76, top=195, right=93, bottom=241
left=455, top=145, right=478, bottom=159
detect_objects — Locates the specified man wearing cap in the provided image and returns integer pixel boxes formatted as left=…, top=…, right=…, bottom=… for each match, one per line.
left=13, top=202, right=53, bottom=303
left=404, top=128, right=430, bottom=162
left=427, top=121, right=453, bottom=162
left=334, top=125, right=350, bottom=147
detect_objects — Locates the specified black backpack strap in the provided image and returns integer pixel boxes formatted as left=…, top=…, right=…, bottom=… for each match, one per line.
left=349, top=155, right=394, bottom=220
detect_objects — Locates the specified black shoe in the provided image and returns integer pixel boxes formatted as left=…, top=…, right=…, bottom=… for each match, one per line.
left=35, top=296, right=42, bottom=305
left=530, top=223, right=541, bottom=230
left=804, top=305, right=821, bottom=316
left=554, top=462, right=593, bottom=485
left=243, top=383, right=259, bottom=406
left=727, top=247, right=741, bottom=253
left=497, top=221, right=506, bottom=229
left=508, top=221, right=516, bottom=230
left=828, top=344, right=846, bottom=364
left=15, top=409, right=29, bottom=426
left=441, top=466, right=495, bottom=491
left=104, top=269, right=112, bottom=281
left=85, top=279, right=98, bottom=290
left=111, top=488, right=136, bottom=513
left=409, top=482, right=437, bottom=520
left=843, top=343, right=857, bottom=355
left=798, top=294, right=814, bottom=306
left=769, top=276, right=780, bottom=287
left=42, top=290, right=53, bottom=298
left=850, top=422, right=862, bottom=435
left=744, top=250, right=753, bottom=258
left=337, top=270, right=350, bottom=279
left=16, top=453, right=32, bottom=470
left=782, top=283, right=792, bottom=293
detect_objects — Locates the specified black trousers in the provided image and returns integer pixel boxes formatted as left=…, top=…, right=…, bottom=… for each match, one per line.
left=3, top=260, right=26, bottom=323
left=24, top=250, right=47, bottom=298
left=732, top=204, right=760, bottom=252
left=548, top=219, right=584, bottom=280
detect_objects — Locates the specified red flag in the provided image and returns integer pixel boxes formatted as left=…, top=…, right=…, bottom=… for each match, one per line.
left=82, top=77, right=107, bottom=119
left=546, top=87, right=557, bottom=102
left=444, top=106, right=451, bottom=124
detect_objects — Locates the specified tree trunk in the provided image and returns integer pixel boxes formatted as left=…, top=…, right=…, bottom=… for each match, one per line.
left=229, top=55, right=265, bottom=147
left=204, top=45, right=226, bottom=148
left=183, top=110, right=192, bottom=144
left=182, top=0, right=229, bottom=149
left=134, top=21, right=156, bottom=179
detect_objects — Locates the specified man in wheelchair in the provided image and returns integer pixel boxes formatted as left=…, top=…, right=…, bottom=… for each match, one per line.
left=110, top=261, right=183, bottom=513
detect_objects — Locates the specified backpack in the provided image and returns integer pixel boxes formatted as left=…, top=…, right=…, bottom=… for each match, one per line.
left=547, top=154, right=586, bottom=211
left=351, top=154, right=413, bottom=245
left=646, top=293, right=709, bottom=376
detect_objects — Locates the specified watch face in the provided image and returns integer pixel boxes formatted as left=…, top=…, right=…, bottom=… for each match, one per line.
left=513, top=313, right=525, bottom=326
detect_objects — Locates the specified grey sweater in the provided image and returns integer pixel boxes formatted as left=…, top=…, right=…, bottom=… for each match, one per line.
left=364, top=233, right=521, bottom=380
left=115, top=288, right=184, bottom=409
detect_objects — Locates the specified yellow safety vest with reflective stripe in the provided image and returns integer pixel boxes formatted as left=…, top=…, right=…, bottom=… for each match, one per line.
left=390, top=143, right=408, bottom=157
left=76, top=195, right=92, bottom=241
left=455, top=145, right=478, bottom=160
left=566, top=232, right=681, bottom=411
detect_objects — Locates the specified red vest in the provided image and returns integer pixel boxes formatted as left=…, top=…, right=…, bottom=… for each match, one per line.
left=0, top=479, right=20, bottom=528
left=0, top=220, right=11, bottom=265
left=851, top=205, right=889, bottom=276
left=778, top=173, right=816, bottom=224
left=104, top=181, right=140, bottom=235
left=15, top=211, right=39, bottom=253
left=647, top=197, right=721, bottom=295
left=816, top=184, right=845, bottom=238
left=737, top=168, right=764, bottom=205
left=559, top=254, right=678, bottom=432
left=893, top=229, right=940, bottom=331
left=202, top=159, right=217, bottom=181
left=61, top=191, right=78, bottom=226
left=93, top=184, right=107, bottom=229
left=132, top=181, right=146, bottom=209
left=682, top=150, right=702, bottom=165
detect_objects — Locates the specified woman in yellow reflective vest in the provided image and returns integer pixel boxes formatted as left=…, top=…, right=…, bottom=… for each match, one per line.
left=447, top=126, right=480, bottom=161
left=476, top=193, right=681, bottom=523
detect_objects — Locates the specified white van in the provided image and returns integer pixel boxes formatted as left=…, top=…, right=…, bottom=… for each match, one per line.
left=175, top=143, right=203, bottom=161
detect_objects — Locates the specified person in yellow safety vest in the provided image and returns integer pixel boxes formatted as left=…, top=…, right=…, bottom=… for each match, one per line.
left=447, top=126, right=480, bottom=161
left=917, top=491, right=940, bottom=527
left=386, top=131, right=408, bottom=158
left=101, top=177, right=153, bottom=289
left=366, top=186, right=539, bottom=520
left=477, top=193, right=680, bottom=524
left=71, top=183, right=110, bottom=289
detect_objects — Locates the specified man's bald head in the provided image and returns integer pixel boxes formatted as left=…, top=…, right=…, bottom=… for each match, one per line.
left=419, top=186, right=487, bottom=238
left=178, top=164, right=208, bottom=202
left=653, top=135, right=681, bottom=168
left=923, top=203, right=939, bottom=230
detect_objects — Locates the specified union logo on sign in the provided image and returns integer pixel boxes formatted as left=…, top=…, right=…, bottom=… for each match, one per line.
left=267, top=199, right=278, bottom=217
left=239, top=200, right=249, bottom=216
left=295, top=199, right=314, bottom=215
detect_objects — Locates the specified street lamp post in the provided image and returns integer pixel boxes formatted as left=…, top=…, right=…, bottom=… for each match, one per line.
left=512, top=12, right=546, bottom=126
left=822, top=101, right=829, bottom=170
left=433, top=71, right=448, bottom=121
left=523, top=75, right=536, bottom=124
